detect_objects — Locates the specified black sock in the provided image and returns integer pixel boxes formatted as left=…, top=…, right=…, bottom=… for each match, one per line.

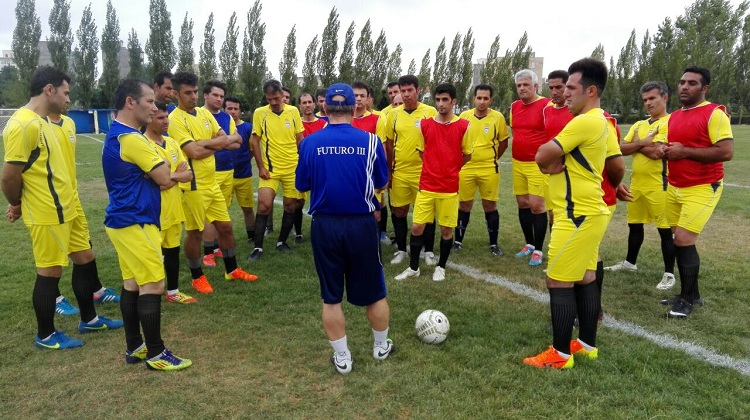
left=119, top=288, right=142, bottom=351
left=163, top=247, right=180, bottom=291
left=575, top=281, right=601, bottom=347
left=676, top=245, right=700, bottom=302
left=423, top=222, right=436, bottom=253
left=393, top=215, right=408, bottom=252
left=187, top=258, right=203, bottom=280
left=485, top=210, right=499, bottom=247
left=72, top=261, right=98, bottom=323
left=549, top=288, right=577, bottom=355
left=246, top=228, right=255, bottom=242
left=518, top=208, right=534, bottom=245
left=89, top=257, right=103, bottom=290
left=595, top=260, right=604, bottom=292
left=294, top=206, right=303, bottom=236
left=254, top=214, right=269, bottom=249
left=379, top=206, right=388, bottom=234
left=626, top=223, right=644, bottom=264
left=222, top=248, right=238, bottom=273
left=532, top=212, right=548, bottom=251
left=278, top=211, right=295, bottom=244
left=409, top=234, right=424, bottom=271
left=138, top=294, right=166, bottom=359
left=438, top=237, right=453, bottom=268
left=33, top=275, right=59, bottom=339
left=203, top=242, right=214, bottom=256
left=455, top=211, right=471, bottom=243
left=658, top=228, right=675, bottom=274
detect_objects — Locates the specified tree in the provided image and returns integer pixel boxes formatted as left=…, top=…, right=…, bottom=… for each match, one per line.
left=71, top=4, right=98, bottom=108
left=219, top=12, right=240, bottom=95
left=735, top=14, right=750, bottom=122
left=385, top=44, right=402, bottom=86
left=457, top=28, right=475, bottom=107
left=100, top=0, right=121, bottom=108
left=370, top=30, right=388, bottom=101
left=354, top=19, right=374, bottom=83
left=0, top=66, right=26, bottom=107
left=12, top=0, right=42, bottom=89
left=417, top=49, right=431, bottom=98
left=47, top=0, right=73, bottom=74
left=338, top=21, right=355, bottom=83
left=301, top=35, right=319, bottom=95
left=432, top=37, right=447, bottom=88
left=648, top=17, right=683, bottom=110
left=591, top=44, right=606, bottom=61
left=637, top=30, right=652, bottom=83
left=279, top=25, right=299, bottom=100
left=317, top=7, right=340, bottom=87
left=480, top=35, right=500, bottom=88
left=240, top=0, right=267, bottom=109
left=446, top=32, right=462, bottom=83
left=198, top=13, right=217, bottom=85
left=127, top=28, right=143, bottom=79
left=177, top=13, right=195, bottom=72
left=407, top=59, right=417, bottom=76
left=615, top=30, right=639, bottom=120
left=146, top=0, right=175, bottom=77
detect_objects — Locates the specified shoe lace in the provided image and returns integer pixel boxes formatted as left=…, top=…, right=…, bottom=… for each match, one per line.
left=159, top=349, right=182, bottom=365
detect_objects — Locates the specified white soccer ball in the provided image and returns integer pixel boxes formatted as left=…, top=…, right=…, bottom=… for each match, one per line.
left=415, top=310, right=450, bottom=344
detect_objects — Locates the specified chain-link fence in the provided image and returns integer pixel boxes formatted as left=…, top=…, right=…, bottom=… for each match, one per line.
left=0, top=109, right=19, bottom=134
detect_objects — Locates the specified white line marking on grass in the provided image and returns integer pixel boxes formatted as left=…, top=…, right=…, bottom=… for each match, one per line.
left=78, top=134, right=103, bottom=143
left=447, top=261, right=750, bottom=377
left=725, top=183, right=750, bottom=189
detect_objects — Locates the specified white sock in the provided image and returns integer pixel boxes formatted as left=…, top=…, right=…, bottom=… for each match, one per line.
left=329, top=336, right=351, bottom=359
left=93, top=287, right=106, bottom=298
left=86, top=315, right=100, bottom=325
left=167, top=289, right=179, bottom=295
left=55, top=295, right=64, bottom=304
left=373, top=328, right=389, bottom=348
left=577, top=338, right=596, bottom=350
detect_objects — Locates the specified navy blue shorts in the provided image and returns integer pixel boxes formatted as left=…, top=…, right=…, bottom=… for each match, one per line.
left=311, top=213, right=387, bottom=306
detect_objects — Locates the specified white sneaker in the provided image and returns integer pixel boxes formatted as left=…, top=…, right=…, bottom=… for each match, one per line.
left=432, top=266, right=446, bottom=282
left=656, top=272, right=676, bottom=290
left=395, top=267, right=420, bottom=280
left=330, top=353, right=352, bottom=375
left=390, top=250, right=407, bottom=264
left=423, top=251, right=438, bottom=266
left=604, top=260, right=637, bottom=272
left=373, top=338, right=394, bottom=361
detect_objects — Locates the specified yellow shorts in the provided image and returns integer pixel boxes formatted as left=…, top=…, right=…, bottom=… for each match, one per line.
left=627, top=188, right=669, bottom=228
left=105, top=224, right=164, bottom=285
left=28, top=223, right=71, bottom=268
left=389, top=175, right=419, bottom=208
left=232, top=177, right=255, bottom=208
left=377, top=190, right=386, bottom=206
left=512, top=159, right=548, bottom=197
left=160, top=223, right=182, bottom=249
left=413, top=190, right=459, bottom=227
left=182, top=185, right=232, bottom=231
left=258, top=171, right=304, bottom=199
left=215, top=170, right=235, bottom=207
left=459, top=170, right=500, bottom=202
left=69, top=198, right=92, bottom=253
left=665, top=182, right=723, bottom=234
left=547, top=214, right=609, bottom=282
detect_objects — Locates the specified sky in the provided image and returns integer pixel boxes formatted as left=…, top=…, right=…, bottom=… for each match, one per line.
left=0, top=0, right=745, bottom=81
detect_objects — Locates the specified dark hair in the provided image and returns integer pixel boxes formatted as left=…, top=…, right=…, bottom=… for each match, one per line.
left=474, top=83, right=493, bottom=98
left=398, top=74, right=419, bottom=89
left=640, top=81, right=668, bottom=96
left=683, top=66, right=711, bottom=86
left=263, top=79, right=283, bottom=95
left=386, top=81, right=399, bottom=89
left=567, top=58, right=608, bottom=97
left=114, top=78, right=151, bottom=110
left=315, top=88, right=327, bottom=99
left=154, top=101, right=168, bottom=112
left=547, top=70, right=569, bottom=83
left=298, top=92, right=313, bottom=103
left=203, top=79, right=227, bottom=95
left=171, top=71, right=198, bottom=91
left=224, top=96, right=242, bottom=110
left=327, top=104, right=354, bottom=116
left=434, top=83, right=456, bottom=100
left=281, top=86, right=292, bottom=95
left=29, top=66, right=71, bottom=96
left=154, top=71, right=173, bottom=86
left=351, top=81, right=371, bottom=96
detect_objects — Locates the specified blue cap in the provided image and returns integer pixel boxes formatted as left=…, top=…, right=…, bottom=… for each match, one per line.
left=325, top=83, right=355, bottom=106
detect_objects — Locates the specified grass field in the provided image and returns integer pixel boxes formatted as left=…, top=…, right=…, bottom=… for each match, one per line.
left=1, top=126, right=749, bottom=418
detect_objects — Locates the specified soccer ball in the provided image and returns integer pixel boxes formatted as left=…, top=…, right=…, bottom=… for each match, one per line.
left=415, top=310, right=450, bottom=344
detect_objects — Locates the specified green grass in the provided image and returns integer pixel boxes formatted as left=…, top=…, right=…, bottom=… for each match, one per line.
left=1, top=127, right=749, bottom=417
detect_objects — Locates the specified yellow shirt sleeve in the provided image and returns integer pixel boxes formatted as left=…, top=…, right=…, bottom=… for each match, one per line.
left=167, top=111, right=195, bottom=147
left=293, top=109, right=304, bottom=135
left=252, top=109, right=264, bottom=137
left=120, top=133, right=165, bottom=173
left=461, top=124, right=473, bottom=155
left=385, top=111, right=397, bottom=141
left=623, top=122, right=639, bottom=143
left=555, top=114, right=603, bottom=154
left=376, top=115, right=387, bottom=143
left=2, top=119, right=36, bottom=163
left=496, top=112, right=509, bottom=141
left=228, top=117, right=237, bottom=135
left=707, top=108, right=733, bottom=144
left=606, top=122, right=622, bottom=158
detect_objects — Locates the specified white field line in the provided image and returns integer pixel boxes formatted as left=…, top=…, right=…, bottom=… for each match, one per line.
left=78, top=134, right=103, bottom=143
left=448, top=261, right=750, bottom=377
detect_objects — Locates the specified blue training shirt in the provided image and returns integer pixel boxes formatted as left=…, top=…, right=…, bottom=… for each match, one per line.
left=102, top=120, right=163, bottom=228
left=212, top=110, right=235, bottom=171
left=296, top=123, right=388, bottom=215
left=233, top=121, right=253, bottom=178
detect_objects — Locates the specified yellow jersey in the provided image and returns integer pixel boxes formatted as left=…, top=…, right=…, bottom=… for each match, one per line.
left=623, top=115, right=669, bottom=191
left=252, top=104, right=304, bottom=174
left=47, top=115, right=78, bottom=191
left=168, top=106, right=221, bottom=190
left=385, top=102, right=438, bottom=178
left=153, top=135, right=188, bottom=228
left=459, top=108, right=509, bottom=173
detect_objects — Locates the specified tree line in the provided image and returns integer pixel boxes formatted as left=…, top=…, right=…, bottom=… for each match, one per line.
left=2, top=0, right=749, bottom=123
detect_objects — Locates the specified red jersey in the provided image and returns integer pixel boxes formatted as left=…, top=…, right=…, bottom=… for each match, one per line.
left=543, top=103, right=574, bottom=139
left=510, top=96, right=549, bottom=161
left=602, top=113, right=622, bottom=206
left=352, top=112, right=379, bottom=135
left=302, top=118, right=327, bottom=138
left=418, top=117, right=471, bottom=193
left=667, top=103, right=728, bottom=188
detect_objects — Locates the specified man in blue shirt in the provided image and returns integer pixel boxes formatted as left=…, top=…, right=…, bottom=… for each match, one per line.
left=224, top=96, right=256, bottom=244
left=296, top=83, right=393, bottom=375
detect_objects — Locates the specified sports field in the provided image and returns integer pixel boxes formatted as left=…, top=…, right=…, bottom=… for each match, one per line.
left=1, top=126, right=749, bottom=417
